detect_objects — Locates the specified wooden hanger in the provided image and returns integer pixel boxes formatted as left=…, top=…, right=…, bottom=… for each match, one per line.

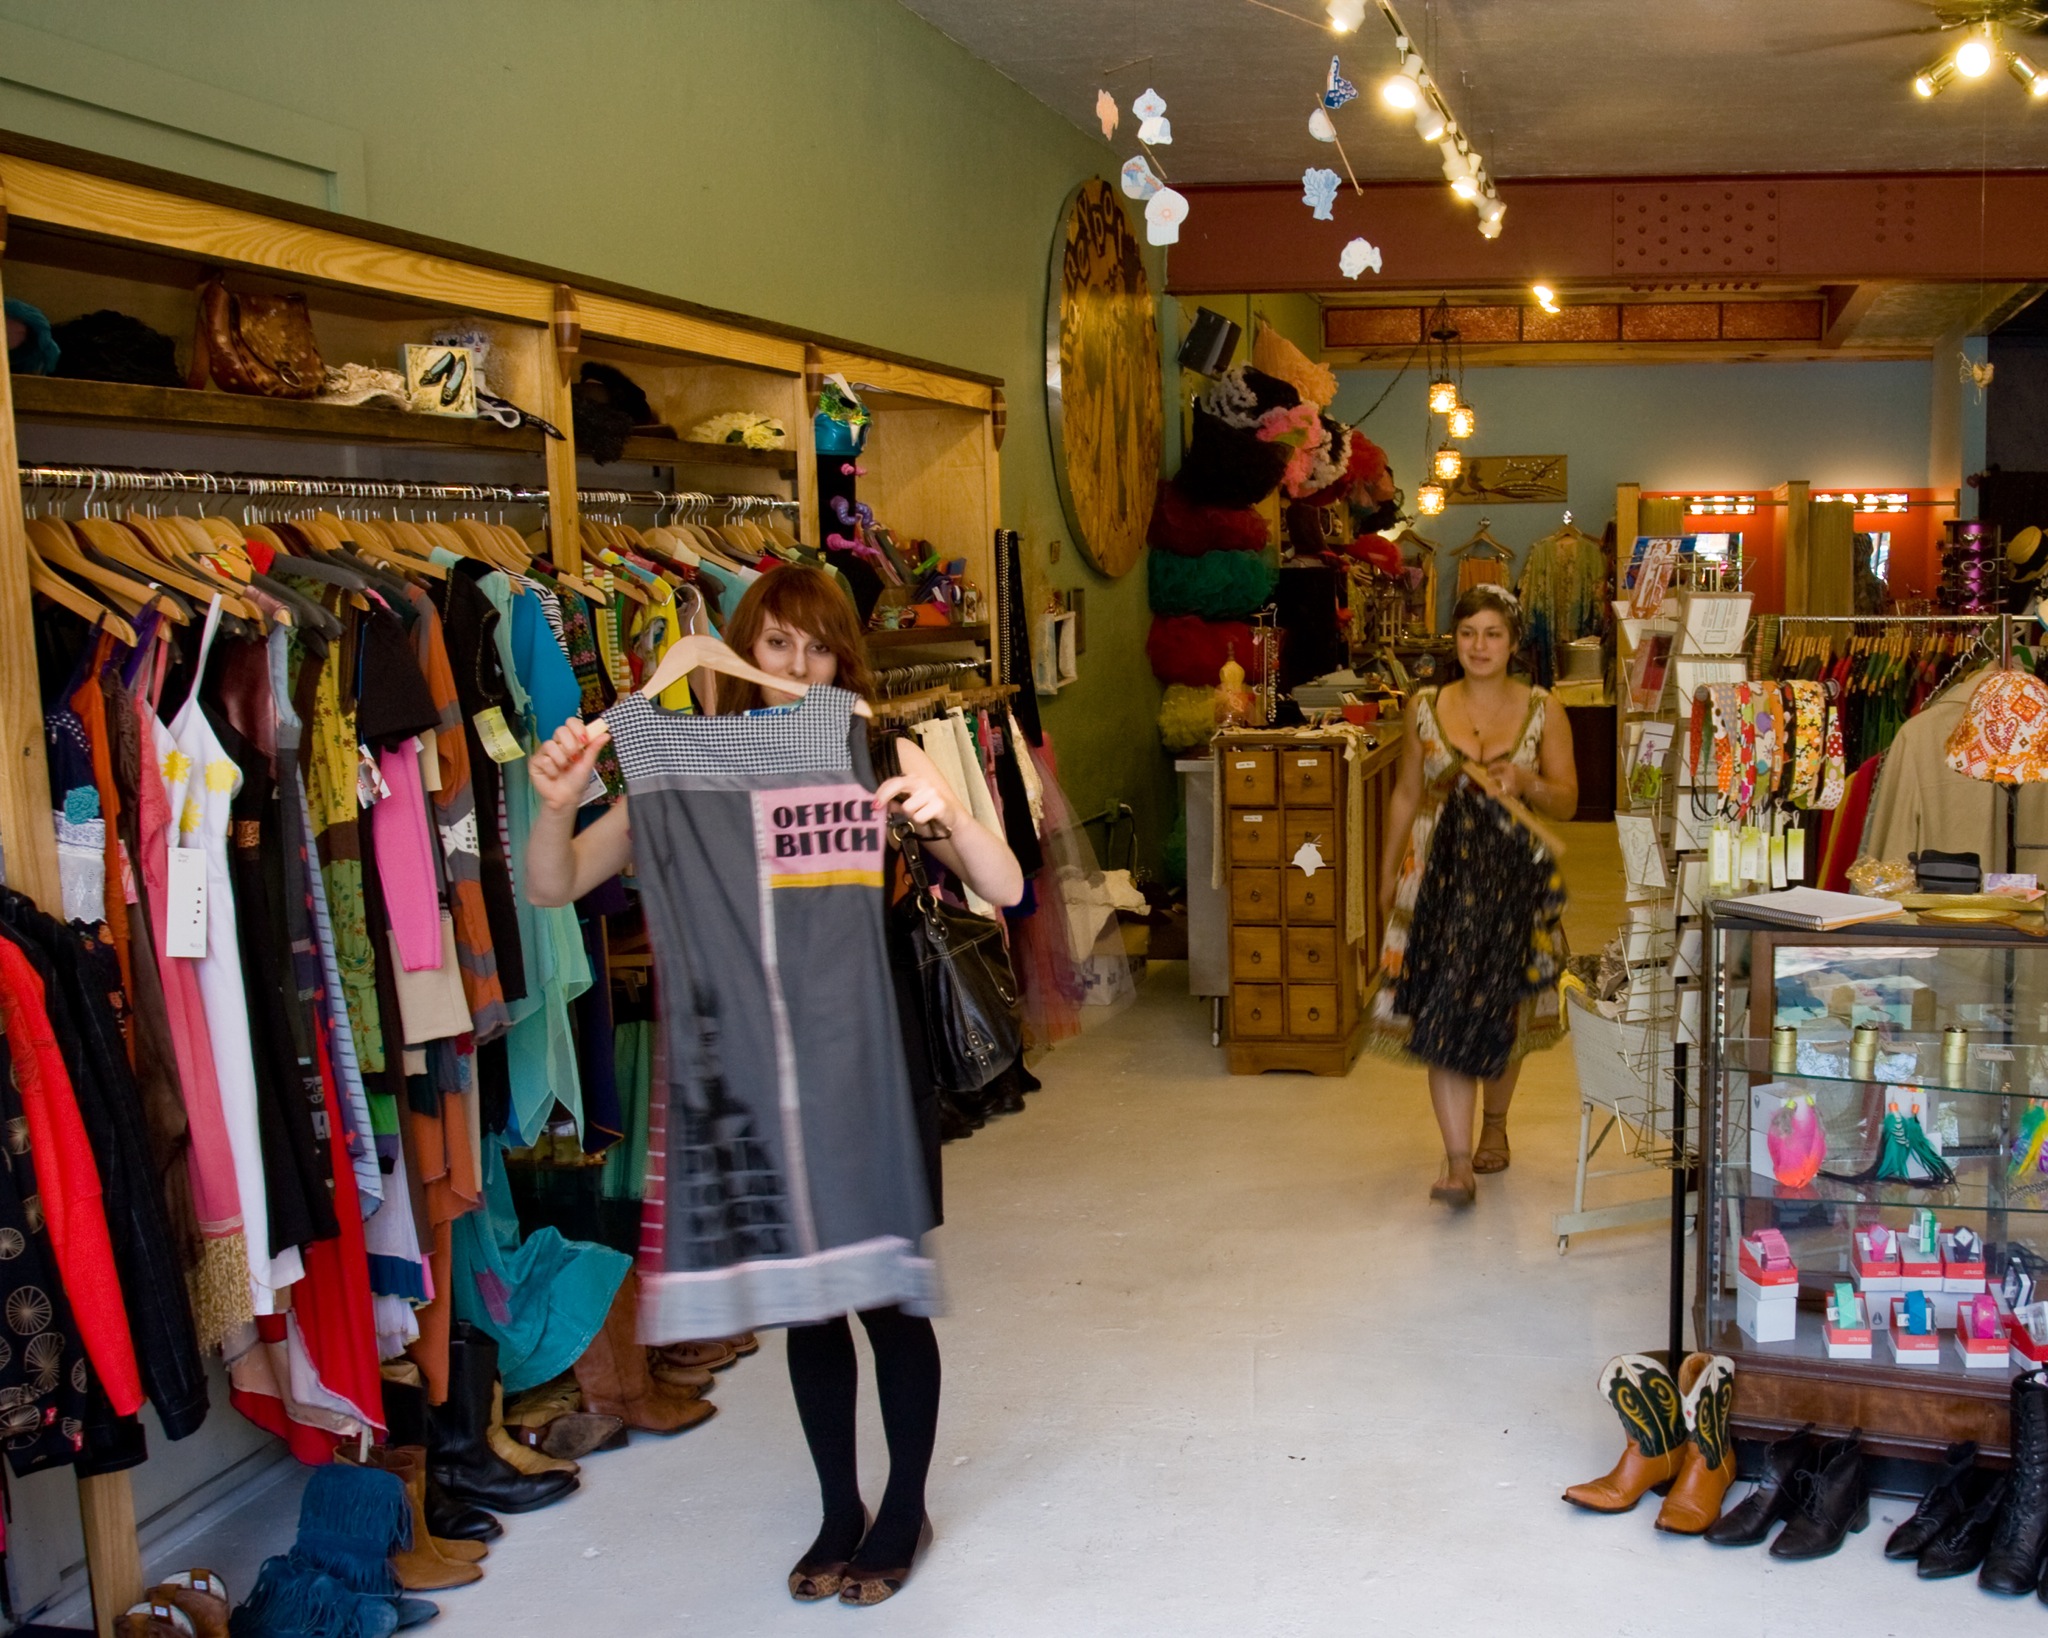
left=1454, top=520, right=1512, bottom=559
left=24, top=547, right=139, bottom=647
left=636, top=633, right=873, bottom=716
left=26, top=517, right=188, bottom=624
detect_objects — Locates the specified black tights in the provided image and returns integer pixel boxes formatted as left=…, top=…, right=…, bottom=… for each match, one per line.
left=784, top=1306, right=940, bottom=1571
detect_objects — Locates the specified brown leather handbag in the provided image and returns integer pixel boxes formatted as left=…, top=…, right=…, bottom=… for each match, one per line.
left=187, top=277, right=323, bottom=398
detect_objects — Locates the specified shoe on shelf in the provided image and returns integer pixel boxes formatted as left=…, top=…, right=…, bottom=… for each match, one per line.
left=1563, top=1354, right=1688, bottom=1514
left=1704, top=1423, right=1816, bottom=1546
left=1982, top=1369, right=2048, bottom=1594
left=1769, top=1432, right=1870, bottom=1559
left=1919, top=1473, right=2009, bottom=1579
left=1885, top=1440, right=1980, bottom=1560
left=839, top=1515, right=935, bottom=1607
left=1655, top=1353, right=1736, bottom=1534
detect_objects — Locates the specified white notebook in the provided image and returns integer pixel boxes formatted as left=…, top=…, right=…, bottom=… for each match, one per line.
left=1721, top=888, right=1904, bottom=930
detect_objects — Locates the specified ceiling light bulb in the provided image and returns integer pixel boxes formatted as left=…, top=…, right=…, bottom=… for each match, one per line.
left=1447, top=403, right=1476, bottom=440
left=1326, top=0, right=1368, bottom=32
left=1414, top=104, right=1446, bottom=142
left=1432, top=444, right=1465, bottom=482
left=1427, top=378, right=1459, bottom=416
left=1957, top=27, right=1995, bottom=77
left=2011, top=50, right=2048, bottom=93
left=1417, top=481, right=1447, bottom=517
left=1914, top=55, right=1956, bottom=96
left=1531, top=284, right=1559, bottom=315
left=1381, top=72, right=1420, bottom=110
left=1451, top=174, right=1479, bottom=200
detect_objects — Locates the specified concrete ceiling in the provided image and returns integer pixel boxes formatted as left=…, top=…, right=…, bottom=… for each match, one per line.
left=900, top=0, right=2048, bottom=184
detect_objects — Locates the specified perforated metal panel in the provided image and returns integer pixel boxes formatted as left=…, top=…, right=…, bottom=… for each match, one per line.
left=1613, top=183, right=1781, bottom=275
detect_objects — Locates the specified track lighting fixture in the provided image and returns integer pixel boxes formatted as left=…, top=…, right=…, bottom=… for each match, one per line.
left=1380, top=59, right=1421, bottom=109
left=2010, top=50, right=2048, bottom=94
left=1326, top=0, right=1367, bottom=32
left=1913, top=55, right=1957, bottom=96
left=1356, top=5, right=1498, bottom=236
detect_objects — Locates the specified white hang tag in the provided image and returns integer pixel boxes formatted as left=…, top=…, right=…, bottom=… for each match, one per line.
left=1769, top=826, right=1789, bottom=890
left=1291, top=838, right=1327, bottom=877
left=1784, top=824, right=1805, bottom=881
left=166, top=847, right=207, bottom=958
left=1709, top=825, right=1733, bottom=888
left=357, top=743, right=392, bottom=809
left=1740, top=825, right=1766, bottom=884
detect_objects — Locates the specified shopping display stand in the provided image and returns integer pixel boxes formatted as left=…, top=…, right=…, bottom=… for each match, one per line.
left=0, top=128, right=1007, bottom=1635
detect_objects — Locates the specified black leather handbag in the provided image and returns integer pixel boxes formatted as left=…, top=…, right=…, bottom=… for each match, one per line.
left=890, top=817, right=1022, bottom=1094
left=1910, top=849, right=1982, bottom=894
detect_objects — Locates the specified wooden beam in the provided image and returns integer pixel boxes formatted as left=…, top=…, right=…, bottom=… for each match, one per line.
left=1821, top=283, right=1882, bottom=348
left=1781, top=481, right=1814, bottom=614
left=811, top=349, right=993, bottom=413
left=573, top=291, right=802, bottom=376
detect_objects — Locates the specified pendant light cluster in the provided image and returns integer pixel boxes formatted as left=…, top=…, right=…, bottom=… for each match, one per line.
left=1416, top=299, right=1472, bottom=518
left=1329, top=0, right=1503, bottom=237
left=1914, top=17, right=2048, bottom=99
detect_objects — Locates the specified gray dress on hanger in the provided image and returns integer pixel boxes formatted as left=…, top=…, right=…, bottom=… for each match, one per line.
left=602, top=684, right=939, bottom=1341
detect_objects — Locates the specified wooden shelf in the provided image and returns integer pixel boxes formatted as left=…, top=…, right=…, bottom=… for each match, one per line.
left=864, top=623, right=990, bottom=650
left=614, top=432, right=795, bottom=474
left=9, top=374, right=553, bottom=453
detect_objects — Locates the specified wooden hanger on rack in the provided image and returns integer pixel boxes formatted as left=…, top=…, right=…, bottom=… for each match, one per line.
left=636, top=633, right=874, bottom=716
left=1453, top=519, right=1512, bottom=559
left=21, top=524, right=141, bottom=646
left=24, top=517, right=188, bottom=624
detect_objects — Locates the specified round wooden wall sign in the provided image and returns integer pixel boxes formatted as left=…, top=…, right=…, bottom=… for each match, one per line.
left=1046, top=178, right=1163, bottom=579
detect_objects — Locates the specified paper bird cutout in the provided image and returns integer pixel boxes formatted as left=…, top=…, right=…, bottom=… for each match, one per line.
left=1339, top=237, right=1382, bottom=278
left=1096, top=90, right=1118, bottom=139
left=1145, top=187, right=1189, bottom=246
left=1323, top=57, right=1358, bottom=110
left=1308, top=107, right=1337, bottom=142
left=1133, top=88, right=1167, bottom=119
left=1302, top=168, right=1341, bottom=221
left=1139, top=114, right=1172, bottom=145
left=1120, top=155, right=1163, bottom=201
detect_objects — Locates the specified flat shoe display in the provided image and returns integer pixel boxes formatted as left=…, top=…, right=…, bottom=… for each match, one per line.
left=1769, top=1432, right=1869, bottom=1559
left=839, top=1515, right=934, bottom=1607
left=1885, top=1440, right=1979, bottom=1560
left=1472, top=1113, right=1510, bottom=1173
left=1981, top=1369, right=2048, bottom=1593
left=1704, top=1423, right=1815, bottom=1546
left=1919, top=1474, right=2007, bottom=1579
left=1654, top=1353, right=1735, bottom=1534
left=1563, top=1354, right=1687, bottom=1513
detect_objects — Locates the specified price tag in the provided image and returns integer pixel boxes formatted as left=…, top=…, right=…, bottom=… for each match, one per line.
left=1709, top=825, right=1733, bottom=888
left=474, top=707, right=526, bottom=764
left=356, top=743, right=392, bottom=809
left=1740, top=825, right=1765, bottom=883
left=1769, top=830, right=1788, bottom=890
left=166, top=846, right=207, bottom=958
left=1785, top=825, right=1804, bottom=881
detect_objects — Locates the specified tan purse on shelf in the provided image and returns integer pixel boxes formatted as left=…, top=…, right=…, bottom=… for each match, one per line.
left=187, top=277, right=324, bottom=398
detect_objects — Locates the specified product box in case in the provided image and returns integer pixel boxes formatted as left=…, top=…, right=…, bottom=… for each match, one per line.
left=1944, top=1229, right=1989, bottom=1295
left=2010, top=1303, right=2048, bottom=1370
left=1899, top=1219, right=1945, bottom=1292
left=1739, top=1230, right=1799, bottom=1290
left=1958, top=1295, right=2010, bottom=1370
left=1736, top=1272, right=1799, bottom=1344
left=1853, top=1225, right=1903, bottom=1294
left=1823, top=1285, right=1873, bottom=1360
left=1887, top=1295, right=1943, bottom=1366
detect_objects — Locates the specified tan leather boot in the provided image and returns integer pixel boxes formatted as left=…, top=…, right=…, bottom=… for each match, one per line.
left=343, top=1445, right=489, bottom=1581
left=380, top=1446, right=487, bottom=1562
left=1656, top=1352, right=1737, bottom=1533
left=1563, top=1354, right=1689, bottom=1512
left=490, top=1382, right=579, bottom=1477
left=574, top=1281, right=718, bottom=1435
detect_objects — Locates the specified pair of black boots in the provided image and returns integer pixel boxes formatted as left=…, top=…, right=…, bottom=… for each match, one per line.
left=1885, top=1370, right=2048, bottom=1594
left=1704, top=1427, right=1869, bottom=1557
left=388, top=1322, right=578, bottom=1528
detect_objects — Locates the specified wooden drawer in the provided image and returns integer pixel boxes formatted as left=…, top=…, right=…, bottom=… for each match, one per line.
left=1287, top=984, right=1340, bottom=1037
left=1231, top=867, right=1281, bottom=922
left=1222, top=749, right=1276, bottom=806
left=1232, top=983, right=1284, bottom=1037
left=1281, top=748, right=1335, bottom=804
left=1282, top=809, right=1337, bottom=860
left=1231, top=925, right=1282, bottom=982
left=1228, top=809, right=1281, bottom=864
left=1287, top=926, right=1338, bottom=980
left=1284, top=868, right=1338, bottom=923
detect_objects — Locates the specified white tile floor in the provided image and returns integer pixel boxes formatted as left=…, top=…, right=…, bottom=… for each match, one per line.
left=80, top=826, right=2048, bottom=1635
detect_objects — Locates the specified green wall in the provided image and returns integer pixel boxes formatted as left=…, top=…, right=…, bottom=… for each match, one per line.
left=0, top=0, right=1174, bottom=869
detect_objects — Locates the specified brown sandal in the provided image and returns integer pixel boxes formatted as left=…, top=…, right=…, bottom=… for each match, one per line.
left=1473, top=1114, right=1511, bottom=1174
left=1429, top=1156, right=1477, bottom=1207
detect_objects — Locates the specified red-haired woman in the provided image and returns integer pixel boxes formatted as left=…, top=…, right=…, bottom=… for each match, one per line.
left=525, top=565, right=1021, bottom=1604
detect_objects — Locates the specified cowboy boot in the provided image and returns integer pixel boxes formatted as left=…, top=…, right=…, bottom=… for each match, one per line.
left=1562, top=1353, right=1688, bottom=1513
left=427, top=1323, right=579, bottom=1514
left=574, top=1281, right=717, bottom=1435
left=1656, top=1353, right=1736, bottom=1534
left=488, top=1382, right=578, bottom=1478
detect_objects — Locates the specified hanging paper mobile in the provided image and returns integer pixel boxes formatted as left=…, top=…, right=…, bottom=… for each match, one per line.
left=1308, top=107, right=1337, bottom=142
left=1302, top=168, right=1341, bottom=221
left=1339, top=237, right=1382, bottom=278
left=1323, top=57, right=1359, bottom=110
left=1097, top=89, right=1119, bottom=139
left=1145, top=187, right=1189, bottom=246
left=1134, top=87, right=1172, bottom=145
left=1120, top=155, right=1164, bottom=201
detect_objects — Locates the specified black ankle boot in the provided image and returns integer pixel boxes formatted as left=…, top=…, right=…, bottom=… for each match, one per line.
left=1705, top=1423, right=1815, bottom=1546
left=427, top=1322, right=579, bottom=1514
left=1921, top=1473, right=2008, bottom=1578
left=1769, top=1431, right=1868, bottom=1559
left=1887, top=1440, right=1980, bottom=1560
left=1982, top=1370, right=2048, bottom=1593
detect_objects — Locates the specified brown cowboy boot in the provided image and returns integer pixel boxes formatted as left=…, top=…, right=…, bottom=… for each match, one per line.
left=1657, top=1353, right=1737, bottom=1534
left=573, top=1281, right=717, bottom=1435
left=1563, top=1353, right=1689, bottom=1513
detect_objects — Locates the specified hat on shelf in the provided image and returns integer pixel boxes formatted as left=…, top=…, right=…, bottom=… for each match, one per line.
left=688, top=411, right=788, bottom=450
left=5, top=298, right=59, bottom=376
left=2008, top=525, right=2048, bottom=583
left=573, top=361, right=669, bottom=463
left=49, top=309, right=181, bottom=387
left=1945, top=666, right=2048, bottom=783
left=315, top=362, right=411, bottom=410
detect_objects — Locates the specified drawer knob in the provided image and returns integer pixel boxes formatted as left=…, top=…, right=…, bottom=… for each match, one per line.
left=1307, top=950, right=1321, bottom=963
left=1251, top=952, right=1263, bottom=964
left=1250, top=1007, right=1264, bottom=1020
left=1308, top=1008, right=1322, bottom=1021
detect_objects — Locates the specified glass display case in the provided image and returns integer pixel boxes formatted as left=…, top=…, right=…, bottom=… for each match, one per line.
left=1699, top=911, right=2048, bottom=1461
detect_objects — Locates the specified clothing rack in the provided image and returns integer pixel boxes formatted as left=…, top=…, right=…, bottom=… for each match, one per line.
left=869, top=680, right=1016, bottom=725
left=872, top=658, right=987, bottom=698
left=16, top=464, right=799, bottom=517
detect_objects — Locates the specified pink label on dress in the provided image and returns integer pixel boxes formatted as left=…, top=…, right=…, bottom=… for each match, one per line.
left=756, top=785, right=885, bottom=888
